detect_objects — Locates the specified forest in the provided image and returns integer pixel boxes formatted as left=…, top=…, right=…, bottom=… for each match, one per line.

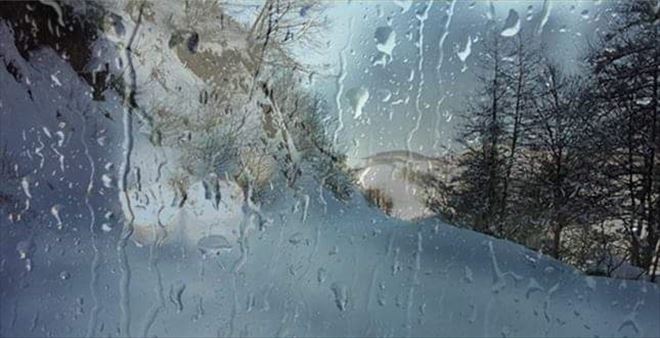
left=407, top=0, right=659, bottom=281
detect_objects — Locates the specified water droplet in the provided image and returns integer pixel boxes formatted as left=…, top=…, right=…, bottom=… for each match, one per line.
left=636, top=97, right=651, bottom=106
left=317, top=268, right=327, bottom=284
left=580, top=9, right=590, bottom=19
left=374, top=26, right=396, bottom=61
left=198, top=235, right=232, bottom=256
left=525, top=278, right=544, bottom=299
left=101, top=174, right=113, bottom=188
left=457, top=35, right=472, bottom=62
left=501, top=10, right=521, bottom=37
left=16, top=240, right=33, bottom=260
left=51, top=205, right=63, bottom=229
left=330, top=282, right=349, bottom=311
left=346, top=87, right=369, bottom=119
left=169, top=283, right=186, bottom=313
left=537, top=0, right=552, bottom=35
left=21, top=177, right=32, bottom=199
left=96, top=135, right=107, bottom=146
left=50, top=73, right=62, bottom=86
left=40, top=0, right=65, bottom=26
left=464, top=266, right=473, bottom=283
left=393, top=0, right=412, bottom=13
left=585, top=276, right=596, bottom=290
left=55, top=130, right=64, bottom=147
left=289, top=232, right=304, bottom=245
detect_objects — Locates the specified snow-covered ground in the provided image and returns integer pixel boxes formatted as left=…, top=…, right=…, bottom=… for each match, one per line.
left=1, top=1, right=659, bottom=337
left=3, top=176, right=659, bottom=336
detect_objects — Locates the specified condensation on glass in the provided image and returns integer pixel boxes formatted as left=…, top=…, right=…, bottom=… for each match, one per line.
left=0, top=1, right=658, bottom=337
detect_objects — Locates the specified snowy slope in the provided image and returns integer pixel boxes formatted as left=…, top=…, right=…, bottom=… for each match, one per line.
left=1, top=177, right=659, bottom=337
left=354, top=150, right=454, bottom=220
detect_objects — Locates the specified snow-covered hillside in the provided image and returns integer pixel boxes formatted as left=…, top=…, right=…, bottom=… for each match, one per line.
left=1, top=1, right=658, bottom=337
left=354, top=150, right=457, bottom=220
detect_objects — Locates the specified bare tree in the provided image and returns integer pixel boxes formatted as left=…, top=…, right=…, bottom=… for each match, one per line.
left=588, top=0, right=659, bottom=276
left=499, top=29, right=542, bottom=233
left=263, top=70, right=353, bottom=201
left=451, top=30, right=510, bottom=235
left=524, top=63, right=601, bottom=260
left=364, top=188, right=394, bottom=216
left=240, top=0, right=328, bottom=96
left=450, top=27, right=541, bottom=236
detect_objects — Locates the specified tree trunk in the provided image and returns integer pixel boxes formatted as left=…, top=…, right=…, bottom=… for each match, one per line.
left=551, top=223, right=562, bottom=259
left=627, top=105, right=642, bottom=267
left=641, top=36, right=658, bottom=271
left=486, top=37, right=500, bottom=233
left=501, top=35, right=526, bottom=233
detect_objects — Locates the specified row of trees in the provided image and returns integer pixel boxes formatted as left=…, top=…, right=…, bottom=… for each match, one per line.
left=419, top=1, right=658, bottom=279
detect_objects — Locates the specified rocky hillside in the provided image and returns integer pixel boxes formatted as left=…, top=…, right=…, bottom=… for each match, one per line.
left=0, top=0, right=351, bottom=248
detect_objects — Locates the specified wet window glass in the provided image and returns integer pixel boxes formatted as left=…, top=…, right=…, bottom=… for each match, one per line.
left=1, top=1, right=659, bottom=337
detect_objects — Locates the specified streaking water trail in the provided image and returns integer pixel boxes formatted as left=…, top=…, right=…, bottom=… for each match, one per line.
left=432, top=96, right=446, bottom=153
left=436, top=0, right=457, bottom=79
left=140, top=207, right=165, bottom=338
left=117, top=104, right=135, bottom=337
left=117, top=4, right=144, bottom=336
left=333, top=17, right=354, bottom=146
left=537, top=0, right=552, bottom=36
left=434, top=0, right=456, bottom=153
left=407, top=1, right=433, bottom=155
left=78, top=104, right=100, bottom=338
left=405, top=231, right=423, bottom=337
